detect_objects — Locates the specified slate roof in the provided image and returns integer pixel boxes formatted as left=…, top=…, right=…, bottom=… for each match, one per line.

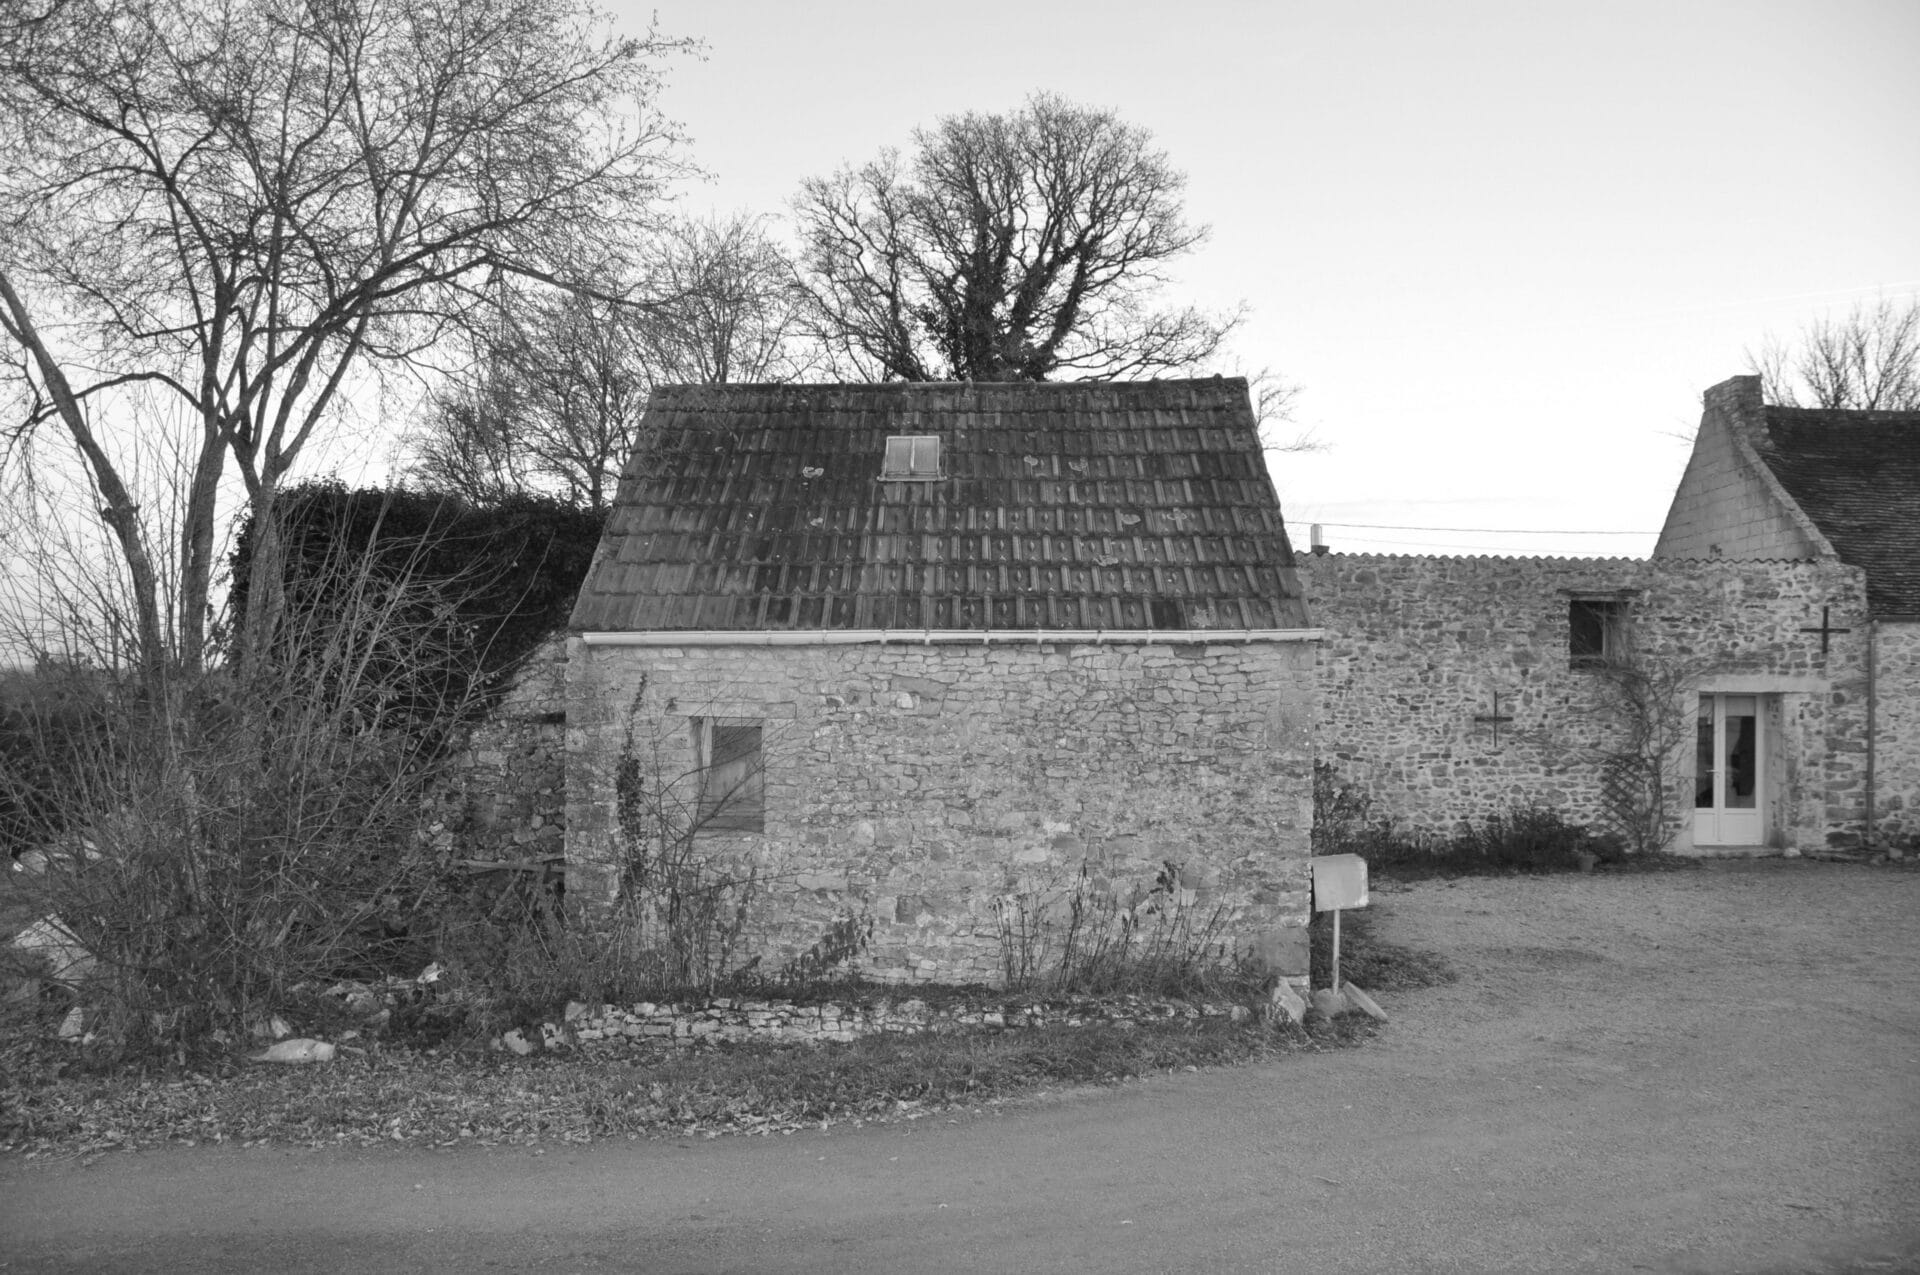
left=1753, top=404, right=1920, bottom=616
left=569, top=379, right=1310, bottom=633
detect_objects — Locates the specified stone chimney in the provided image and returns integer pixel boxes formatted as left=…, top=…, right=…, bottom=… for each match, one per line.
left=1703, top=374, right=1766, bottom=446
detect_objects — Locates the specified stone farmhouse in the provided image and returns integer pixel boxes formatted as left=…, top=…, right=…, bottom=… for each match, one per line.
left=1301, top=375, right=1917, bottom=858
left=1654, top=375, right=1920, bottom=851
left=562, top=379, right=1323, bottom=984
left=1300, top=553, right=1866, bottom=855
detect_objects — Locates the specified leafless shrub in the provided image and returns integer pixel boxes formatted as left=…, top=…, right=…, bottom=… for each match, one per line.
left=437, top=676, right=775, bottom=1022
left=1586, top=653, right=1724, bottom=855
left=0, top=512, right=488, bottom=1062
left=999, top=860, right=1251, bottom=998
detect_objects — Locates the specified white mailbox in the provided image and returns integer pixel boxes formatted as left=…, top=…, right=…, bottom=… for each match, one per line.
left=1312, top=853, right=1369, bottom=913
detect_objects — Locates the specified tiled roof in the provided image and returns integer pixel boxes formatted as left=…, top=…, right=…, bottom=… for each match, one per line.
left=569, top=379, right=1309, bottom=633
left=1755, top=405, right=1920, bottom=616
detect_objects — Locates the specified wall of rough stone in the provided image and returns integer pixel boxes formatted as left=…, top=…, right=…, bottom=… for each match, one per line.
left=1872, top=621, right=1920, bottom=851
left=538, top=991, right=1248, bottom=1055
left=431, top=634, right=570, bottom=869
left=1297, top=553, right=1873, bottom=852
left=565, top=638, right=1319, bottom=985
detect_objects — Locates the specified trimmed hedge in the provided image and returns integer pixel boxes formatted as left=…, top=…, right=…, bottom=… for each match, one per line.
left=231, top=483, right=605, bottom=710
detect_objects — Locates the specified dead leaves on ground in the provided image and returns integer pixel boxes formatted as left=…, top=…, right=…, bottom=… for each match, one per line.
left=2, top=1018, right=1366, bottom=1159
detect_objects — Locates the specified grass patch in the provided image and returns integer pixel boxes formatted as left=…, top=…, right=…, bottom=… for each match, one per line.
left=1367, top=841, right=1702, bottom=883
left=1310, top=906, right=1455, bottom=992
left=0, top=1015, right=1371, bottom=1156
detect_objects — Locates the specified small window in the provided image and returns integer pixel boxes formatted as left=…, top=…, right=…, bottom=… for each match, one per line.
left=880, top=435, right=943, bottom=480
left=693, top=717, right=764, bottom=832
left=1569, top=599, right=1628, bottom=668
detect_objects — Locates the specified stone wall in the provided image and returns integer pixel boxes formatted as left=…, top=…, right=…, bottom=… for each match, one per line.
left=540, top=992, right=1247, bottom=1054
left=1298, top=553, right=1873, bottom=852
left=565, top=638, right=1319, bottom=985
left=1872, top=621, right=1920, bottom=851
left=432, top=634, right=570, bottom=868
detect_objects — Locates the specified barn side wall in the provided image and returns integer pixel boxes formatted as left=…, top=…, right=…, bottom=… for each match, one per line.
left=1298, top=554, right=1875, bottom=853
left=564, top=638, right=1319, bottom=985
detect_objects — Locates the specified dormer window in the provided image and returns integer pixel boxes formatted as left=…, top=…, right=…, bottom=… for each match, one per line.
left=880, top=435, right=943, bottom=480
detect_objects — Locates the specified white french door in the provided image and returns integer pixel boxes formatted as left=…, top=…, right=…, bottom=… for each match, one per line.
left=1694, top=694, right=1764, bottom=845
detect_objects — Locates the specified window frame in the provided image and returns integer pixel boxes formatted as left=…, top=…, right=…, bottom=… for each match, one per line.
left=691, top=716, right=765, bottom=833
left=879, top=434, right=943, bottom=480
left=1567, top=596, right=1631, bottom=669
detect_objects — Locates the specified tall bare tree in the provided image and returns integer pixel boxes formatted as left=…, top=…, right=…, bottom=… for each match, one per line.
left=0, top=0, right=693, bottom=676
left=793, top=93, right=1241, bottom=383
left=1749, top=296, right=1920, bottom=411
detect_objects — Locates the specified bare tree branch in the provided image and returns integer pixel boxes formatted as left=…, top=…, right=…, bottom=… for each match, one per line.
left=1747, top=296, right=1920, bottom=411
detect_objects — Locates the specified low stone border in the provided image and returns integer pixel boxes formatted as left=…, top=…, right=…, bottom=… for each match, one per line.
left=496, top=993, right=1256, bottom=1054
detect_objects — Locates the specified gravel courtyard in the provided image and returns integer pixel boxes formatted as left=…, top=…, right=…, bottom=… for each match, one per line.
left=3, top=858, right=1917, bottom=1274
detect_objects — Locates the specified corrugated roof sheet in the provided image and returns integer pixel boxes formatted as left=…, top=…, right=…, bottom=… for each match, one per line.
left=570, top=379, right=1309, bottom=633
left=1755, top=404, right=1920, bottom=616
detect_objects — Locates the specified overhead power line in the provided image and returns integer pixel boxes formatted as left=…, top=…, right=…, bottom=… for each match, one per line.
left=1317, top=522, right=1655, bottom=536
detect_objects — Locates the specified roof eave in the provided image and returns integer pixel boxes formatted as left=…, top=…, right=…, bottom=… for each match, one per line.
left=579, top=627, right=1325, bottom=647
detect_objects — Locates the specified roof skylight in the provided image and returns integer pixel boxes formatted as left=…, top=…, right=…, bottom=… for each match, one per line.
left=880, top=435, right=943, bottom=480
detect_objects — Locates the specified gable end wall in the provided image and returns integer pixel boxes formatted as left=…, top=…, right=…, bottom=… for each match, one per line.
left=1655, top=380, right=1825, bottom=561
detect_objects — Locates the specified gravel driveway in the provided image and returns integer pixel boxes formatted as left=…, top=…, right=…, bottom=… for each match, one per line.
left=3, top=858, right=1917, bottom=1274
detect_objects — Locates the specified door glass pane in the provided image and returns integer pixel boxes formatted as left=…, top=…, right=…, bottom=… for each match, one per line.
left=1695, top=700, right=1715, bottom=807
left=1724, top=712, right=1757, bottom=808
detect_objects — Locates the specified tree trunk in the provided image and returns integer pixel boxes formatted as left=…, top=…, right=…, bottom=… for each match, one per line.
left=236, top=481, right=287, bottom=679
left=177, top=420, right=226, bottom=673
left=0, top=270, right=169, bottom=685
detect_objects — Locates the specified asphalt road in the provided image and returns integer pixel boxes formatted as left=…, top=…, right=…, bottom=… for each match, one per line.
left=4, top=860, right=1917, bottom=1274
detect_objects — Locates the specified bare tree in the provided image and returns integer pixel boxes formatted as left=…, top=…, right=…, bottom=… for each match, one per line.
left=0, top=0, right=693, bottom=676
left=404, top=377, right=540, bottom=510
left=407, top=215, right=815, bottom=509
left=793, top=92, right=1242, bottom=383
left=1749, top=296, right=1920, bottom=410
left=640, top=214, right=819, bottom=387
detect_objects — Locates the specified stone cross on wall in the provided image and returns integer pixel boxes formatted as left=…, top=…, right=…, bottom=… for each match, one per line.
left=1473, top=690, right=1516, bottom=746
left=1798, top=605, right=1852, bottom=655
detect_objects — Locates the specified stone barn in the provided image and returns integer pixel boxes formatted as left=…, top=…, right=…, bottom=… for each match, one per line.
left=564, top=379, right=1322, bottom=985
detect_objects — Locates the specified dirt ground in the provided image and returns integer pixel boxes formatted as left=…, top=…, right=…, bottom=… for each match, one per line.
left=3, top=859, right=1917, bottom=1274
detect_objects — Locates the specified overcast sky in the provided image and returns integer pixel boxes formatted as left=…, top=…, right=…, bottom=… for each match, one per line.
left=626, top=0, right=1920, bottom=557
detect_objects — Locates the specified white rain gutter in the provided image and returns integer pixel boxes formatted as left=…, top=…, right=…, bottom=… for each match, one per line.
left=581, top=628, right=1325, bottom=647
